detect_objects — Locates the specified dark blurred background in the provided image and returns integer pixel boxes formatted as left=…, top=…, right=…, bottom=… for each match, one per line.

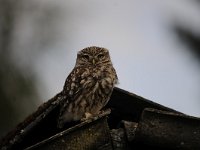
left=0, top=0, right=200, bottom=138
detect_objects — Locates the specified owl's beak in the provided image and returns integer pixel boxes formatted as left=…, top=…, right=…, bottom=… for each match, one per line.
left=92, top=59, right=95, bottom=65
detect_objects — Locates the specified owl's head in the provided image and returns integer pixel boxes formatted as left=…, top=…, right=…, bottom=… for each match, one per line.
left=75, top=46, right=112, bottom=67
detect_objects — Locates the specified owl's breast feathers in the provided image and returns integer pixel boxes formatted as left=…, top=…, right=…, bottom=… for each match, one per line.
left=63, top=65, right=117, bottom=97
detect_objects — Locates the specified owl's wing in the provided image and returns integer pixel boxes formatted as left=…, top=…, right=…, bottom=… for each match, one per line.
left=63, top=66, right=86, bottom=98
left=57, top=67, right=88, bottom=128
left=111, top=67, right=118, bottom=84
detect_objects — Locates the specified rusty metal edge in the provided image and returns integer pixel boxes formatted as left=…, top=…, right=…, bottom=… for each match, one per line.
left=25, top=109, right=111, bottom=150
left=134, top=108, right=200, bottom=149
left=0, top=92, right=63, bottom=150
left=142, top=108, right=200, bottom=120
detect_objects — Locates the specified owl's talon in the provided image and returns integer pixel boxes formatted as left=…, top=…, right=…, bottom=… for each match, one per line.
left=81, top=112, right=93, bottom=121
left=100, top=108, right=111, bottom=114
left=85, top=112, right=92, bottom=118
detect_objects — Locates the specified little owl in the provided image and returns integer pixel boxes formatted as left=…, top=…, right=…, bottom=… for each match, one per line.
left=57, top=46, right=118, bottom=128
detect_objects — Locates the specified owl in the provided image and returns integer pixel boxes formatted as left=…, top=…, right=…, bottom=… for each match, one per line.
left=57, top=46, right=118, bottom=128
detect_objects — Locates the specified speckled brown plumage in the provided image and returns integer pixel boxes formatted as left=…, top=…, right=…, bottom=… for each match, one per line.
left=57, top=46, right=118, bottom=128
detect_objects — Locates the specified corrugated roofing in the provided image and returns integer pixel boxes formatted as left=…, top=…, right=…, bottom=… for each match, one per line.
left=0, top=87, right=200, bottom=150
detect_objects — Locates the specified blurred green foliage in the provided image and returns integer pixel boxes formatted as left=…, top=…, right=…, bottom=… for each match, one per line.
left=175, top=26, right=200, bottom=61
left=0, top=0, right=40, bottom=138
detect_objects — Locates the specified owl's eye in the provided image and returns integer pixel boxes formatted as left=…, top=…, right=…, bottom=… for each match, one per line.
left=82, top=54, right=89, bottom=60
left=97, top=54, right=104, bottom=59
